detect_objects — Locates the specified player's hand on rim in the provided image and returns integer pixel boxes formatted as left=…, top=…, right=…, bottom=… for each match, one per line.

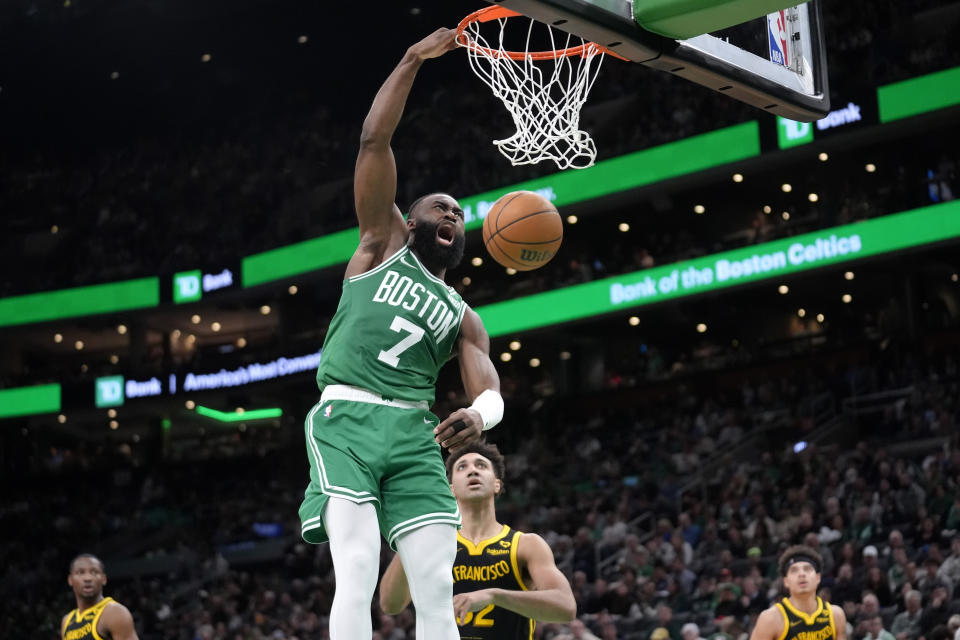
left=434, top=408, right=482, bottom=453
left=409, top=28, right=459, bottom=60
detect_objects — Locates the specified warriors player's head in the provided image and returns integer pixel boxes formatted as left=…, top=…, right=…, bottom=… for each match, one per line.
left=68, top=554, right=106, bottom=601
left=779, top=545, right=823, bottom=597
left=406, top=193, right=466, bottom=273
left=446, top=441, right=505, bottom=501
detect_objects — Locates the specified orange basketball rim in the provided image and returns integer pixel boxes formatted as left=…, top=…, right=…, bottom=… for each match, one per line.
left=455, top=5, right=629, bottom=61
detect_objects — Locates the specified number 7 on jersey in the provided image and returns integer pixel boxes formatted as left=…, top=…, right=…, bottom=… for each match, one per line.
left=377, top=315, right=425, bottom=367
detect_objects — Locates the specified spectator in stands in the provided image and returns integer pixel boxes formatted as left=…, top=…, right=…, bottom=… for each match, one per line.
left=683, top=622, right=708, bottom=640
left=891, top=590, right=924, bottom=640
left=865, top=614, right=896, bottom=640
left=939, top=537, right=960, bottom=594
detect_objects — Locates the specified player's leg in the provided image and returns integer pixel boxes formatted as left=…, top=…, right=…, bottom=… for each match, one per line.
left=395, top=522, right=459, bottom=638
left=325, top=497, right=382, bottom=638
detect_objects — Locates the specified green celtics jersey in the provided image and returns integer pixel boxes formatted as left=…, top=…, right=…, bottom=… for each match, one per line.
left=316, top=245, right=468, bottom=404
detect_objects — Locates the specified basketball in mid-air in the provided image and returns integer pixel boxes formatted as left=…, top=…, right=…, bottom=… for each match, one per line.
left=481, top=191, right=563, bottom=271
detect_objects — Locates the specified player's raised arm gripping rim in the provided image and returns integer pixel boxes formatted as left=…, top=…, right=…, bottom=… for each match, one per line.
left=297, top=25, right=503, bottom=640
left=750, top=546, right=847, bottom=640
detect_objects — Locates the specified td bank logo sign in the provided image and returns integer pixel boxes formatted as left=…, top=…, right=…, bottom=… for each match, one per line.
left=776, top=117, right=813, bottom=149
left=96, top=375, right=125, bottom=408
left=173, top=270, right=203, bottom=303
left=173, top=268, right=234, bottom=304
left=95, top=375, right=163, bottom=408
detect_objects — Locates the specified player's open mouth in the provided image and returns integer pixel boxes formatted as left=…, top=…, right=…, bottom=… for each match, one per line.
left=436, top=223, right=455, bottom=247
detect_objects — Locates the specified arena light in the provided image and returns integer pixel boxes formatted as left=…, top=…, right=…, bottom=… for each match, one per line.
left=808, top=193, right=819, bottom=202
left=109, top=354, right=119, bottom=364
left=500, top=352, right=512, bottom=362
left=109, top=420, right=119, bottom=430
left=567, top=215, right=578, bottom=224
left=506, top=268, right=517, bottom=275
left=110, top=71, right=119, bottom=80
left=778, top=285, right=789, bottom=294
left=108, top=409, right=117, bottom=418
left=865, top=163, right=877, bottom=173
left=297, top=35, right=308, bottom=44
left=288, top=285, right=298, bottom=295
left=696, top=323, right=707, bottom=333
left=509, top=340, right=521, bottom=351
left=195, top=405, right=282, bottom=423
left=732, top=173, right=743, bottom=183
left=51, top=225, right=59, bottom=234
left=117, top=324, right=128, bottom=334
left=816, top=313, right=825, bottom=322
left=818, top=152, right=828, bottom=162
left=628, top=316, right=640, bottom=326
left=236, top=337, right=247, bottom=348
left=781, top=183, right=792, bottom=193
left=559, top=351, right=571, bottom=360
left=191, top=314, right=201, bottom=324
left=58, top=414, right=67, bottom=424
left=75, top=340, right=84, bottom=350
left=619, top=223, right=630, bottom=232
left=461, top=277, right=471, bottom=286
left=185, top=400, right=196, bottom=410
left=529, top=358, right=541, bottom=368
left=201, top=53, right=212, bottom=63
left=797, top=308, right=806, bottom=317
left=782, top=212, right=791, bottom=220
left=211, top=321, right=221, bottom=332
left=693, top=205, right=705, bottom=214
left=259, top=305, right=271, bottom=315
left=953, top=274, right=959, bottom=282
left=472, top=257, right=483, bottom=267
left=763, top=205, right=772, bottom=214
left=845, top=271, right=855, bottom=280
left=842, top=294, right=853, bottom=303
left=54, top=333, right=63, bottom=343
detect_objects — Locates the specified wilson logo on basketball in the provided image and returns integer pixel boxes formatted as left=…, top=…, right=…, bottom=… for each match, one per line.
left=520, top=249, right=553, bottom=263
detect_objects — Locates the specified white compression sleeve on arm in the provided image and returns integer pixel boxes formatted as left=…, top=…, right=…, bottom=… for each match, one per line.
left=471, top=389, right=503, bottom=431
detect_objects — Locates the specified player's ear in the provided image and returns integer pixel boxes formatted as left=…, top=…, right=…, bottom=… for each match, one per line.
left=495, top=478, right=502, bottom=495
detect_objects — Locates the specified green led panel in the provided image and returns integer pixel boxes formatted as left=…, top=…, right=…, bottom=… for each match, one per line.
left=476, top=200, right=960, bottom=337
left=0, top=384, right=62, bottom=419
left=0, top=278, right=159, bottom=328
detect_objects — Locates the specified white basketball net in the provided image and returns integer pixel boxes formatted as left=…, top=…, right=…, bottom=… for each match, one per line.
left=459, top=13, right=607, bottom=170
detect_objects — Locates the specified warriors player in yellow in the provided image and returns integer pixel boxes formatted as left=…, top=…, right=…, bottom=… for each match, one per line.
left=379, top=442, right=576, bottom=638
left=750, top=546, right=847, bottom=640
left=61, top=554, right=139, bottom=640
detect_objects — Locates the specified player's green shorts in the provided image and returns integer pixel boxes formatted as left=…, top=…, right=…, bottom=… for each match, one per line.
left=298, top=386, right=460, bottom=550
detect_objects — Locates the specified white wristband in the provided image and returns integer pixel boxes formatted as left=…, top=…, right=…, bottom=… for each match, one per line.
left=471, top=389, right=503, bottom=431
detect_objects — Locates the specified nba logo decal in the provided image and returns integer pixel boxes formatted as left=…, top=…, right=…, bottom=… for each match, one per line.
left=767, top=10, right=789, bottom=67
left=324, top=404, right=333, bottom=418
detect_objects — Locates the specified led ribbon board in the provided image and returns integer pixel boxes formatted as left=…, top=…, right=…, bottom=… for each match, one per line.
left=0, top=278, right=159, bottom=328
left=0, top=384, right=61, bottom=419
left=475, top=201, right=960, bottom=337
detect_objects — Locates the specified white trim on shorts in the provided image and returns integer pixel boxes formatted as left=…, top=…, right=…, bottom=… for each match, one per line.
left=303, top=401, right=379, bottom=505
left=321, top=384, right=429, bottom=410
left=387, top=509, right=462, bottom=546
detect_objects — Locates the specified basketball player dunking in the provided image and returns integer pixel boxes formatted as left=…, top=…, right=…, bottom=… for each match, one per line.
left=750, top=545, right=847, bottom=640
left=61, top=554, right=139, bottom=640
left=380, top=442, right=576, bottom=639
left=296, top=27, right=504, bottom=640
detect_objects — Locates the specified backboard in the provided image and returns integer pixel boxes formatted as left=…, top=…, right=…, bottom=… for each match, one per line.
left=488, top=0, right=830, bottom=121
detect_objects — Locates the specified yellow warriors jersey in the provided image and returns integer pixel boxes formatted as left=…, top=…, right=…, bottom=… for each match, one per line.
left=775, top=596, right=837, bottom=640
left=453, top=525, right=533, bottom=640
left=62, top=597, right=115, bottom=640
